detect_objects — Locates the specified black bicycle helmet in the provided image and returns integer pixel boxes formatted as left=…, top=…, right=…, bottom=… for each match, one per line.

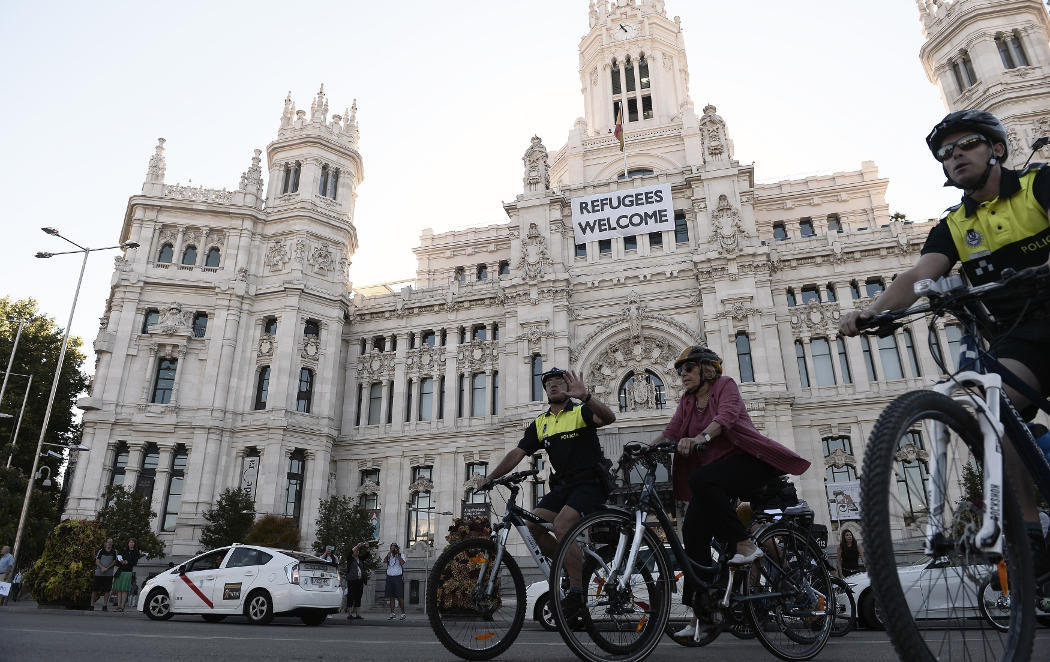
left=673, top=345, right=722, bottom=375
left=926, top=109, right=1009, bottom=161
left=540, top=367, right=568, bottom=386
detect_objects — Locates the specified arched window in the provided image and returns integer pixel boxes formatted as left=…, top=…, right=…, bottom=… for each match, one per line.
left=638, top=53, right=650, bottom=89
left=204, top=247, right=220, bottom=267
left=157, top=243, right=174, bottom=263
left=181, top=245, right=197, bottom=266
left=617, top=370, right=666, bottom=412
left=152, top=358, right=178, bottom=404
left=296, top=368, right=314, bottom=413
left=192, top=312, right=208, bottom=338
left=624, top=55, right=636, bottom=93
left=141, top=308, right=159, bottom=334
left=611, top=59, right=622, bottom=95
left=254, top=366, right=270, bottom=410
left=162, top=446, right=187, bottom=531
left=319, top=165, right=329, bottom=197
left=303, top=320, right=320, bottom=338
left=735, top=332, right=754, bottom=382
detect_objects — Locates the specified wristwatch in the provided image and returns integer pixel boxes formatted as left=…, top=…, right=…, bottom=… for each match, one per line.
left=702, top=432, right=712, bottom=444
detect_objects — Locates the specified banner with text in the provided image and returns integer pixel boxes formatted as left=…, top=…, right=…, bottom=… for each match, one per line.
left=571, top=183, right=674, bottom=244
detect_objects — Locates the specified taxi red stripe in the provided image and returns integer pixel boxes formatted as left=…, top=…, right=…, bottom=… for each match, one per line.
left=179, top=573, right=214, bottom=609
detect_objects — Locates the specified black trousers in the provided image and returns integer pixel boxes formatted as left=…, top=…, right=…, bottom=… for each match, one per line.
left=681, top=453, right=780, bottom=606
left=347, top=580, right=364, bottom=608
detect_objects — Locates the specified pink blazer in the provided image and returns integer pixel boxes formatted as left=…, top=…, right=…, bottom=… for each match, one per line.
left=662, top=376, right=811, bottom=500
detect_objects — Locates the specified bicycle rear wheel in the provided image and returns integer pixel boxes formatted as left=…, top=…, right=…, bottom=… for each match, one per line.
left=830, top=575, right=856, bottom=637
left=425, top=537, right=526, bottom=661
left=746, top=525, right=833, bottom=660
left=550, top=510, right=671, bottom=662
left=861, top=389, right=1034, bottom=662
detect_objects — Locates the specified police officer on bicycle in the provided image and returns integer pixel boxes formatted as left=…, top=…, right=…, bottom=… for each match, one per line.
left=479, top=367, right=616, bottom=618
left=839, top=109, right=1050, bottom=573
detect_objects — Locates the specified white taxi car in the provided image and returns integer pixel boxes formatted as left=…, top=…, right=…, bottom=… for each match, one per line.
left=139, top=544, right=341, bottom=626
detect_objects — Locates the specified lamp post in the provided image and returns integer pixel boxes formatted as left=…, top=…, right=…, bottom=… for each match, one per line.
left=10, top=228, right=138, bottom=572
left=4, top=372, right=32, bottom=468
left=422, top=510, right=454, bottom=615
left=0, top=318, right=27, bottom=408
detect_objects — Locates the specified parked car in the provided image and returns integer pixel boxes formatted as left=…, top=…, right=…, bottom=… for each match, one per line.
left=139, top=544, right=341, bottom=626
left=848, top=556, right=991, bottom=629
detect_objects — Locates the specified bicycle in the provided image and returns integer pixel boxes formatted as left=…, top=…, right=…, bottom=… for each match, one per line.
left=425, top=468, right=550, bottom=661
left=548, top=440, right=833, bottom=662
left=858, top=266, right=1050, bottom=662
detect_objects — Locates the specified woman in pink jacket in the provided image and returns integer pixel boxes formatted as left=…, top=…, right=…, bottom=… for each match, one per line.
left=653, top=345, right=811, bottom=637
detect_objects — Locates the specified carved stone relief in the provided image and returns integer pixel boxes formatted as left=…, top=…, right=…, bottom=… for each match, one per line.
left=357, top=350, right=396, bottom=381
left=153, top=302, right=191, bottom=335
left=265, top=240, right=290, bottom=271
left=515, top=223, right=553, bottom=282
left=517, top=321, right=554, bottom=360
left=710, top=194, right=748, bottom=256
left=405, top=344, right=447, bottom=377
left=586, top=333, right=682, bottom=405
left=309, top=243, right=336, bottom=273
left=789, top=301, right=842, bottom=337
left=456, top=339, right=499, bottom=372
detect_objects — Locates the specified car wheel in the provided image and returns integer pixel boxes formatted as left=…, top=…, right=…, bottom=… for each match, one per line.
left=145, top=589, right=175, bottom=621
left=857, top=590, right=884, bottom=631
left=244, top=590, right=274, bottom=625
left=533, top=593, right=558, bottom=632
left=301, top=611, right=326, bottom=626
left=201, top=614, right=227, bottom=623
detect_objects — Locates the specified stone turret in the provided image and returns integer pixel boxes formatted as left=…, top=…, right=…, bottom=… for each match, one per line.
left=142, top=137, right=166, bottom=195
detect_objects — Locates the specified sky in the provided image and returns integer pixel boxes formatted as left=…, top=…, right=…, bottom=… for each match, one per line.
left=0, top=1, right=956, bottom=376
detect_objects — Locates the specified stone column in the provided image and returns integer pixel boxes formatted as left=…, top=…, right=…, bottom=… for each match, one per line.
left=170, top=347, right=188, bottom=406
left=150, top=446, right=174, bottom=531
left=99, top=441, right=118, bottom=494
left=140, top=344, right=159, bottom=402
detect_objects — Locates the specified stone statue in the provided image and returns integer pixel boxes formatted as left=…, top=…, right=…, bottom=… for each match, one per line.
left=522, top=136, right=550, bottom=192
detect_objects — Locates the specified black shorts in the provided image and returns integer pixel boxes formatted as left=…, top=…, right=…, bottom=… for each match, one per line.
left=93, top=575, right=114, bottom=592
left=991, top=322, right=1050, bottom=415
left=536, top=480, right=607, bottom=518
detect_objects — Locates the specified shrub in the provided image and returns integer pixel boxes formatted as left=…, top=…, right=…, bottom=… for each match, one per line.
left=23, top=519, right=107, bottom=608
left=244, top=514, right=301, bottom=550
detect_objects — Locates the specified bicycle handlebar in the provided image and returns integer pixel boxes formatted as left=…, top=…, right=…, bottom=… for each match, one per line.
left=476, top=468, right=540, bottom=491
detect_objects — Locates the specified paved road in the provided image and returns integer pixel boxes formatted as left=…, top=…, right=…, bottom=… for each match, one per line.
left=1, top=607, right=1047, bottom=661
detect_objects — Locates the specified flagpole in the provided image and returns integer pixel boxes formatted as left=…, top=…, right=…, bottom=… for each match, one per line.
left=623, top=135, right=628, bottom=179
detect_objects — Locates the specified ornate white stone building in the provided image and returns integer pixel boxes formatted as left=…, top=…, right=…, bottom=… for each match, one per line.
left=66, top=0, right=1050, bottom=563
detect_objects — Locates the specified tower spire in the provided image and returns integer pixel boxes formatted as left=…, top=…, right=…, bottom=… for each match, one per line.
left=142, top=137, right=167, bottom=194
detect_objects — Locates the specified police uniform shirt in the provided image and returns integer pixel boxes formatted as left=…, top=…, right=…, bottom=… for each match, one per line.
left=518, top=402, right=602, bottom=476
left=921, top=165, right=1050, bottom=323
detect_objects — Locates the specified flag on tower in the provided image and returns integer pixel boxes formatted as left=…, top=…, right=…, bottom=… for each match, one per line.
left=614, top=105, right=624, bottom=152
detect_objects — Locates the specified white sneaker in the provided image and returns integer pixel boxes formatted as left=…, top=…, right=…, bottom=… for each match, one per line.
left=728, top=546, right=764, bottom=565
left=388, top=613, right=396, bottom=620
left=399, top=613, right=407, bottom=620
left=673, top=623, right=697, bottom=638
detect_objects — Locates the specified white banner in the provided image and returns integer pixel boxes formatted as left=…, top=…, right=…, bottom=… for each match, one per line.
left=826, top=481, right=862, bottom=521
left=571, top=183, right=674, bottom=244
left=240, top=455, right=260, bottom=503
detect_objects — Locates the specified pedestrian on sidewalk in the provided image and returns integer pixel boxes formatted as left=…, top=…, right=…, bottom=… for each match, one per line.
left=9, top=570, right=22, bottom=603
left=90, top=538, right=119, bottom=611
left=113, top=538, right=140, bottom=611
left=128, top=574, right=139, bottom=609
left=383, top=542, right=406, bottom=621
left=346, top=542, right=367, bottom=620
left=0, top=545, right=13, bottom=606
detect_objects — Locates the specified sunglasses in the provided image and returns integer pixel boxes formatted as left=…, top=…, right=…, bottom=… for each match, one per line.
left=935, top=133, right=988, bottom=162
left=676, top=362, right=698, bottom=376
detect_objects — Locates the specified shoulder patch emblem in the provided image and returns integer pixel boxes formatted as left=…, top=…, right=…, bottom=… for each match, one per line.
left=965, top=229, right=983, bottom=248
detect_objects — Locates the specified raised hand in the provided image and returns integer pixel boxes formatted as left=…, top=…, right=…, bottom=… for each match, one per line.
left=562, top=370, right=589, bottom=401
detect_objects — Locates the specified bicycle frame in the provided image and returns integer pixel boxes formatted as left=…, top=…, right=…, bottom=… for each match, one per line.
left=479, top=481, right=554, bottom=596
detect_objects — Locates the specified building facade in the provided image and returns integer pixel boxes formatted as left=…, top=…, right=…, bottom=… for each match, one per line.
left=67, top=0, right=1050, bottom=562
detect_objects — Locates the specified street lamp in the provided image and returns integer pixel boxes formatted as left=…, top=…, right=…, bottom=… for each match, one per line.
left=4, top=372, right=33, bottom=469
left=422, top=510, right=455, bottom=615
left=10, top=228, right=138, bottom=572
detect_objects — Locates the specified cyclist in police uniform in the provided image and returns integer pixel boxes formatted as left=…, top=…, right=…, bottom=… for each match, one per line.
left=480, top=367, right=616, bottom=617
left=840, top=109, right=1050, bottom=572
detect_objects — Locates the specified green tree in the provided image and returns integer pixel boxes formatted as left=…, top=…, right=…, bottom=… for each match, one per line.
left=0, top=298, right=89, bottom=476
left=199, top=488, right=256, bottom=551
left=24, top=519, right=107, bottom=608
left=312, top=495, right=380, bottom=576
left=95, top=486, right=165, bottom=558
left=890, top=211, right=908, bottom=223
left=0, top=466, right=61, bottom=570
left=245, top=514, right=301, bottom=550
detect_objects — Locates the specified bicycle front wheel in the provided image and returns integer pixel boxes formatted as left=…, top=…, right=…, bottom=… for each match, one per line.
left=746, top=525, right=834, bottom=660
left=861, top=389, right=1034, bottom=662
left=550, top=510, right=672, bottom=662
left=425, top=537, right=526, bottom=661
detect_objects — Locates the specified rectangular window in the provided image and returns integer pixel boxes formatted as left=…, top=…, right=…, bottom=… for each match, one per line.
left=822, top=436, right=853, bottom=456
left=793, top=342, right=810, bottom=388
left=674, top=213, right=689, bottom=243
left=997, top=37, right=1016, bottom=69
left=151, top=358, right=177, bottom=404
left=404, top=379, right=413, bottom=422
left=865, top=278, right=885, bottom=298
left=623, top=235, right=637, bottom=251
left=192, top=312, right=208, bottom=338
left=575, top=243, right=587, bottom=258
left=472, top=325, right=487, bottom=341
left=903, top=329, right=921, bottom=378
left=408, top=466, right=434, bottom=545
left=825, top=283, right=837, bottom=302
left=421, top=331, right=436, bottom=347
left=962, top=55, right=978, bottom=87
left=735, top=332, right=754, bottom=382
left=799, top=219, right=815, bottom=238
left=135, top=447, right=159, bottom=501
left=599, top=239, right=612, bottom=255
left=611, top=64, right=622, bottom=95
left=811, top=338, right=836, bottom=387
left=951, top=60, right=966, bottom=94
left=827, top=216, right=842, bottom=233
left=648, top=231, right=663, bottom=249
left=627, top=97, right=638, bottom=122
left=773, top=223, right=788, bottom=241
left=296, top=368, right=313, bottom=413
left=360, top=470, right=379, bottom=510
left=419, top=377, right=434, bottom=421
left=850, top=280, right=862, bottom=299
left=836, top=338, right=853, bottom=384
left=531, top=355, right=544, bottom=401
left=437, top=376, right=445, bottom=419
left=386, top=381, right=393, bottom=424
left=641, top=95, right=653, bottom=120
left=458, top=374, right=465, bottom=417
left=786, top=288, right=797, bottom=307
left=491, top=370, right=499, bottom=415
left=285, top=451, right=305, bottom=523
left=531, top=455, right=546, bottom=508
left=878, top=334, right=904, bottom=380
left=862, top=337, right=878, bottom=382
left=1009, top=34, right=1029, bottom=67
left=162, top=450, right=187, bottom=532
left=800, top=285, right=820, bottom=305
left=471, top=373, right=487, bottom=417
left=945, top=325, right=963, bottom=370
left=466, top=463, right=489, bottom=504
left=368, top=382, right=382, bottom=425
left=254, top=366, right=270, bottom=410
left=354, top=384, right=362, bottom=426
left=625, top=60, right=636, bottom=92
